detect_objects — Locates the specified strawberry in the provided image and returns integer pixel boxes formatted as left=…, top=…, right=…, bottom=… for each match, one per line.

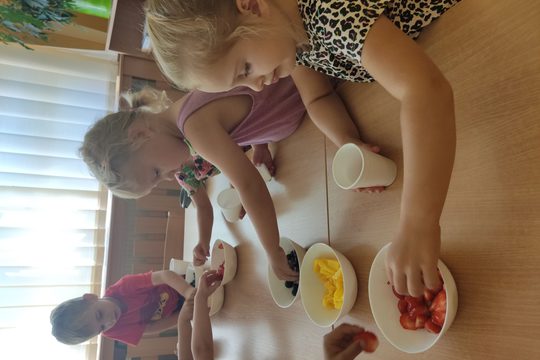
left=424, top=319, right=442, bottom=334
left=353, top=331, right=379, bottom=353
left=415, top=314, right=428, bottom=329
left=399, top=313, right=417, bottom=330
left=431, top=310, right=445, bottom=327
left=216, top=262, right=225, bottom=280
left=404, top=296, right=424, bottom=313
left=423, top=288, right=436, bottom=304
left=397, top=298, right=408, bottom=314
left=218, top=243, right=224, bottom=249
left=429, top=289, right=447, bottom=326
left=429, top=289, right=446, bottom=313
left=409, top=304, right=430, bottom=318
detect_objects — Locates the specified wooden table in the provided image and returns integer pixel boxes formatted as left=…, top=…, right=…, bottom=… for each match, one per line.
left=328, top=1, right=540, bottom=359
left=183, top=118, right=330, bottom=359
left=183, top=1, right=540, bottom=359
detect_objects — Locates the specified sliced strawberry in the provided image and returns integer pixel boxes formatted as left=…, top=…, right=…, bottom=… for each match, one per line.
left=353, top=331, right=379, bottom=353
left=404, top=296, right=425, bottom=312
left=429, top=289, right=446, bottom=326
left=429, top=289, right=446, bottom=313
left=218, top=243, right=224, bottom=249
left=397, top=299, right=408, bottom=314
left=431, top=309, right=446, bottom=327
left=415, top=314, right=428, bottom=329
left=399, top=313, right=417, bottom=330
left=409, top=304, right=430, bottom=318
left=216, top=262, right=225, bottom=280
left=423, top=288, right=436, bottom=304
left=424, top=319, right=442, bottom=334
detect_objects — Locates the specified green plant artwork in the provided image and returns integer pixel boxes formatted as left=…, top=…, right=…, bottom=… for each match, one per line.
left=73, top=0, right=111, bottom=19
left=0, top=0, right=77, bottom=49
left=0, top=0, right=111, bottom=49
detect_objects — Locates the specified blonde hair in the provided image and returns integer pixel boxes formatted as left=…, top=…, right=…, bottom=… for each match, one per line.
left=145, top=0, right=281, bottom=90
left=50, top=296, right=95, bottom=345
left=79, top=87, right=171, bottom=199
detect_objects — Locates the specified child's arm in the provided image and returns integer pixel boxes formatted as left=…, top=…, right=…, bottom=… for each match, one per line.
left=361, top=16, right=454, bottom=297
left=151, top=270, right=195, bottom=298
left=190, top=187, right=214, bottom=266
left=184, top=111, right=297, bottom=281
left=192, top=271, right=221, bottom=360
left=291, top=68, right=362, bottom=149
left=290, top=65, right=386, bottom=194
left=142, top=314, right=178, bottom=336
left=177, top=290, right=196, bottom=360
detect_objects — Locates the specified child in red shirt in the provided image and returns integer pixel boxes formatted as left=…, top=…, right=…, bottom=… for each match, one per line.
left=50, top=270, right=194, bottom=346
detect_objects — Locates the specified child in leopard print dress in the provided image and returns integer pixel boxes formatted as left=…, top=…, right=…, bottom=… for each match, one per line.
left=146, top=0, right=460, bottom=299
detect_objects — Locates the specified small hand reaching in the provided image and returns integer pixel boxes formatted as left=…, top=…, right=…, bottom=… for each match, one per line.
left=385, top=221, right=442, bottom=297
left=252, top=143, right=276, bottom=176
left=351, top=142, right=386, bottom=193
left=269, top=247, right=298, bottom=281
left=193, top=241, right=210, bottom=266
left=324, top=323, right=367, bottom=360
left=196, top=270, right=222, bottom=300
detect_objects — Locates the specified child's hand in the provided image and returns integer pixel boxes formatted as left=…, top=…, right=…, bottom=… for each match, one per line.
left=269, top=247, right=299, bottom=281
left=252, top=143, right=276, bottom=176
left=324, top=323, right=365, bottom=360
left=179, top=288, right=196, bottom=322
left=193, top=241, right=210, bottom=266
left=195, top=270, right=222, bottom=300
left=385, top=221, right=443, bottom=297
left=350, top=142, right=386, bottom=194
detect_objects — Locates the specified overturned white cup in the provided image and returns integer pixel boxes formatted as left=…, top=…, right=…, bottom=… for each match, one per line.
left=332, top=143, right=397, bottom=189
left=256, top=164, right=272, bottom=182
left=216, top=188, right=243, bottom=222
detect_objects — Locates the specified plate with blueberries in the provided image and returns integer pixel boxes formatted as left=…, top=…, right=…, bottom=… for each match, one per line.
left=267, top=237, right=306, bottom=308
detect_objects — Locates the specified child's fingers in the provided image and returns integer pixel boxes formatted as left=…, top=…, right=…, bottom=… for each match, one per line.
left=332, top=323, right=365, bottom=337
left=422, top=265, right=442, bottom=292
left=406, top=269, right=424, bottom=298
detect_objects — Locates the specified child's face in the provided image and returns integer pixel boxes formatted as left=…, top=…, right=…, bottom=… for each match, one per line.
left=121, top=130, right=190, bottom=195
left=80, top=295, right=121, bottom=336
left=196, top=34, right=297, bottom=93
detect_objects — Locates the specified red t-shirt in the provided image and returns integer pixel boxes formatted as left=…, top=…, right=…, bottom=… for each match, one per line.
left=102, top=272, right=181, bottom=345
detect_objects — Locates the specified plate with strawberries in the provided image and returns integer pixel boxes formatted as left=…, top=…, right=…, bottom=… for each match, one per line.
left=210, top=239, right=237, bottom=285
left=368, top=243, right=458, bottom=353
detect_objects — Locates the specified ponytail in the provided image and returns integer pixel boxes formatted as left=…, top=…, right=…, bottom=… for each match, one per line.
left=122, top=86, right=172, bottom=113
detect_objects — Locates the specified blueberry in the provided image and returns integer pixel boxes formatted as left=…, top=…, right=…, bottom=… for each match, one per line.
left=285, top=281, right=294, bottom=288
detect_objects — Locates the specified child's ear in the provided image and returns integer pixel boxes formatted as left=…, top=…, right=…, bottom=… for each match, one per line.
left=236, top=0, right=268, bottom=16
left=83, top=293, right=98, bottom=302
left=127, top=121, right=153, bottom=144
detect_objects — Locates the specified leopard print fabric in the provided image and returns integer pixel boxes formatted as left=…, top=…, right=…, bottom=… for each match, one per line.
left=296, top=0, right=461, bottom=82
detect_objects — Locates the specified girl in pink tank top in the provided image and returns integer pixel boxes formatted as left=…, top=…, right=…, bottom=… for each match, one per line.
left=80, top=77, right=309, bottom=283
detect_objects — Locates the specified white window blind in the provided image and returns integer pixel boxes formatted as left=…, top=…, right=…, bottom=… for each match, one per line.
left=0, top=44, right=118, bottom=360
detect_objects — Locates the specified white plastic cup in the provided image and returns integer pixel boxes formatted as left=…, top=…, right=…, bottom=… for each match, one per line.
left=216, top=188, right=243, bottom=222
left=169, top=259, right=191, bottom=275
left=332, top=143, right=397, bottom=189
left=256, top=164, right=272, bottom=182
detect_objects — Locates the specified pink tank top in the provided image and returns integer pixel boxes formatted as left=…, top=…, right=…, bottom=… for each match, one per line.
left=177, top=77, right=306, bottom=146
